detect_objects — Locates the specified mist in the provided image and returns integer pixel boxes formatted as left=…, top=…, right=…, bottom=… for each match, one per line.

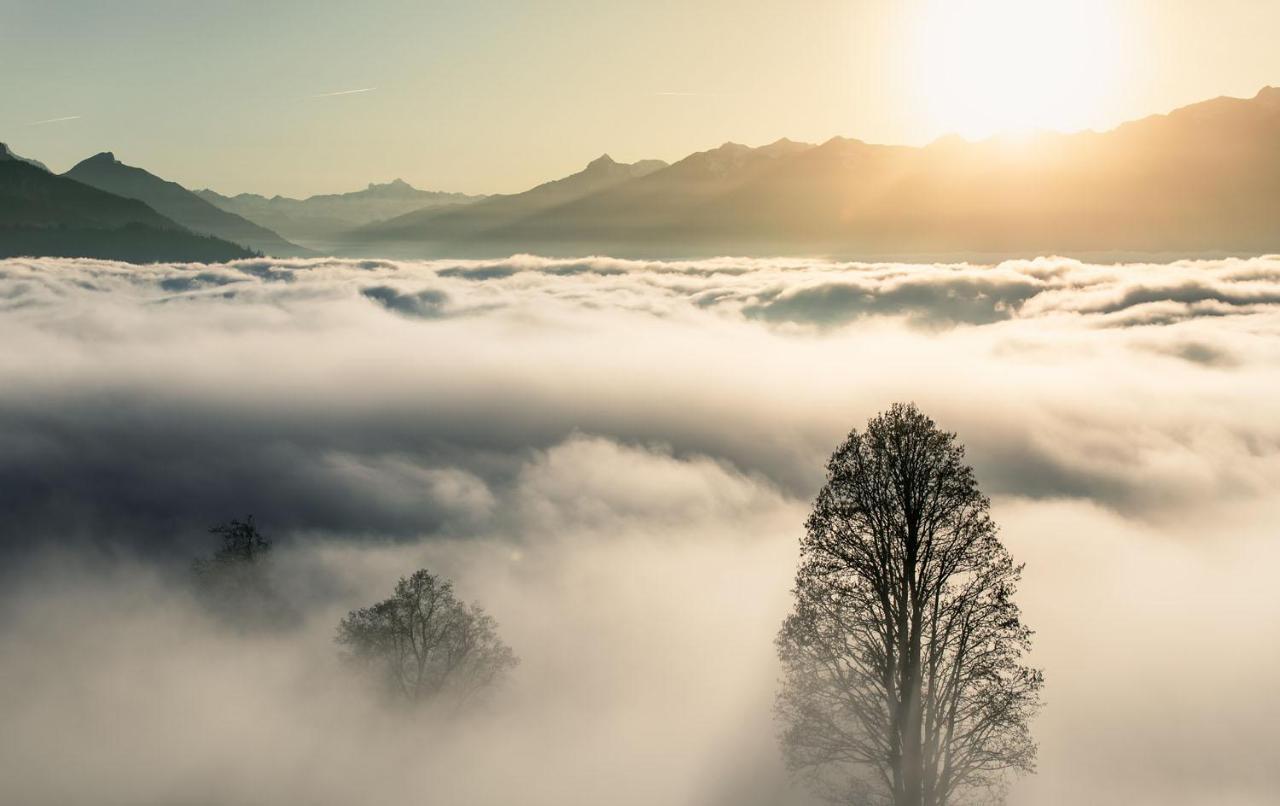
left=1, top=254, right=1278, bottom=805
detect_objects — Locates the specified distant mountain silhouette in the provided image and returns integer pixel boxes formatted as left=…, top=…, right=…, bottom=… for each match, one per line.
left=65, top=153, right=307, bottom=257
left=11, top=86, right=1278, bottom=262
left=347, top=154, right=668, bottom=250
left=486, top=140, right=810, bottom=247
left=0, top=150, right=254, bottom=262
left=196, top=179, right=485, bottom=249
left=0, top=142, right=49, bottom=172
left=340, top=87, right=1280, bottom=260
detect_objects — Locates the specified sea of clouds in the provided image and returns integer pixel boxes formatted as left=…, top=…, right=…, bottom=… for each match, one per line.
left=1, top=254, right=1278, bottom=806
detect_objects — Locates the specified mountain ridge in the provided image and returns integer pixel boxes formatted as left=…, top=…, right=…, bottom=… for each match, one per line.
left=65, top=153, right=308, bottom=257
left=196, top=179, right=485, bottom=248
left=348, top=154, right=669, bottom=246
left=0, top=143, right=50, bottom=172
left=9, top=84, right=1280, bottom=262
left=338, top=85, right=1280, bottom=260
left=0, top=158, right=255, bottom=263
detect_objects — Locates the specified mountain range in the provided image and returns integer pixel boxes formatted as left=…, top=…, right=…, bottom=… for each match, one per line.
left=0, top=144, right=254, bottom=263
left=347, top=154, right=668, bottom=251
left=196, top=180, right=484, bottom=250
left=337, top=86, right=1280, bottom=260
left=65, top=153, right=309, bottom=257
left=4, top=86, right=1280, bottom=263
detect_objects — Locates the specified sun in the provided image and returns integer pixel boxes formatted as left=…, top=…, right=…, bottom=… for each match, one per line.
left=910, top=0, right=1125, bottom=140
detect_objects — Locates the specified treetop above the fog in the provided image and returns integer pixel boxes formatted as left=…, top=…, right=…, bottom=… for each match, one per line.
left=207, top=515, right=271, bottom=563
left=336, top=569, right=517, bottom=708
left=191, top=515, right=295, bottom=630
left=777, top=403, right=1042, bottom=806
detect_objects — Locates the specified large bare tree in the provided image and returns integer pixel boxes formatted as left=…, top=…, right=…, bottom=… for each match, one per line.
left=337, top=569, right=517, bottom=707
left=777, top=404, right=1041, bottom=806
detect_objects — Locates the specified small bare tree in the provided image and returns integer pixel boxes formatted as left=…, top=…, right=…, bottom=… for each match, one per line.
left=205, top=516, right=271, bottom=562
left=336, top=569, right=517, bottom=707
left=777, top=404, right=1041, bottom=806
left=191, top=515, right=295, bottom=630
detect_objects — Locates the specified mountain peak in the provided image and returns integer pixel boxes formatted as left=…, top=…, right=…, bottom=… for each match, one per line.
left=68, top=151, right=138, bottom=177
left=759, top=137, right=813, bottom=157
left=1256, top=85, right=1280, bottom=107
left=586, top=153, right=618, bottom=171
left=366, top=178, right=416, bottom=192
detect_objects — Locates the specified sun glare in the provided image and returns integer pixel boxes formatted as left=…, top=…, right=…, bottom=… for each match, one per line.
left=912, top=0, right=1124, bottom=140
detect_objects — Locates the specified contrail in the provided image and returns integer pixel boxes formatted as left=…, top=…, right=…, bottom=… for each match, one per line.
left=27, top=115, right=81, bottom=126
left=313, top=87, right=377, bottom=98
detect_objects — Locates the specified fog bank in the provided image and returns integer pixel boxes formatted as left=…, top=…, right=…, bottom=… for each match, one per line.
left=1, top=254, right=1278, bottom=805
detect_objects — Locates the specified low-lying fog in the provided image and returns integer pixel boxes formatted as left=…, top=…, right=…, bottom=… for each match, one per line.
left=1, top=254, right=1278, bottom=805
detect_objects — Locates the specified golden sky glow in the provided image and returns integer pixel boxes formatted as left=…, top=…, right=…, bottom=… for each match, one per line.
left=910, top=0, right=1125, bottom=140
left=3, top=0, right=1278, bottom=195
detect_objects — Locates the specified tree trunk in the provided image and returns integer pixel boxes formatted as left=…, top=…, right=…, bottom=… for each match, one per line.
left=900, top=513, right=925, bottom=806
left=899, top=661, right=925, bottom=806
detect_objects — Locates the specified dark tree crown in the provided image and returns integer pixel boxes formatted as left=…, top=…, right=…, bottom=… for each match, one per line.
left=190, top=515, right=296, bottom=631
left=336, top=568, right=518, bottom=708
left=209, top=515, right=270, bottom=563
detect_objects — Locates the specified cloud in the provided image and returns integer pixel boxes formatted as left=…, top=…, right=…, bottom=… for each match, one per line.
left=740, top=272, right=1044, bottom=326
left=2, top=254, right=1280, bottom=555
left=0, top=437, right=1275, bottom=806
left=998, top=498, right=1280, bottom=806
left=509, top=434, right=791, bottom=535
left=1, top=253, right=1279, bottom=805
left=0, top=439, right=806, bottom=806
left=361, top=284, right=450, bottom=318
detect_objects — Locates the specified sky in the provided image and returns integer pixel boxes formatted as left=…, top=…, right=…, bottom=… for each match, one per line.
left=4, top=0, right=1280, bottom=197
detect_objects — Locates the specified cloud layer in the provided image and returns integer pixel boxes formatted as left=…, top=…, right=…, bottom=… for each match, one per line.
left=2, top=253, right=1279, bottom=551
left=1, top=254, right=1279, bottom=805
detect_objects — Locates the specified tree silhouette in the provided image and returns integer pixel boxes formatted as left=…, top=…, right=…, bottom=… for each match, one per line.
left=207, top=516, right=271, bottom=562
left=336, top=569, right=517, bottom=707
left=191, top=515, right=295, bottom=630
left=777, top=404, right=1042, bottom=806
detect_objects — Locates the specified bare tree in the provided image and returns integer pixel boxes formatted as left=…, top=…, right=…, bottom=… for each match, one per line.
left=777, top=404, right=1042, bottom=806
left=336, top=569, right=517, bottom=707
left=191, top=515, right=295, bottom=630
left=205, top=516, right=271, bottom=562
